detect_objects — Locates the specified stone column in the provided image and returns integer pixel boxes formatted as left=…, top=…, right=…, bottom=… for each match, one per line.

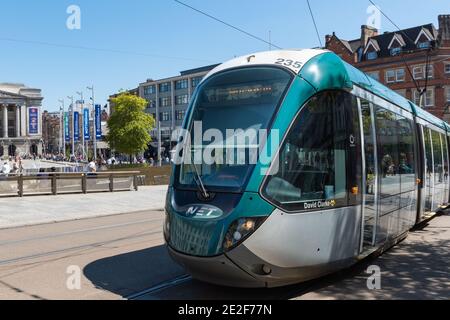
left=2, top=104, right=8, bottom=138
left=15, top=105, right=21, bottom=137
left=21, top=105, right=27, bottom=137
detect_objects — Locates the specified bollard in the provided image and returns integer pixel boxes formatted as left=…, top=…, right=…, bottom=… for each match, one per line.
left=82, top=174, right=87, bottom=194
left=18, top=175, right=24, bottom=197
left=109, top=174, right=114, bottom=192
left=51, top=174, right=57, bottom=195
left=133, top=174, right=138, bottom=191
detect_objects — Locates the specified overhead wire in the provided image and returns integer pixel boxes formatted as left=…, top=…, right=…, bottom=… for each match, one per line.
left=0, top=36, right=214, bottom=63
left=173, top=0, right=282, bottom=50
left=306, top=0, right=323, bottom=48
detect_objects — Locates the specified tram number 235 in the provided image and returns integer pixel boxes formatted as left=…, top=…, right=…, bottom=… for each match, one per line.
left=275, top=58, right=303, bottom=69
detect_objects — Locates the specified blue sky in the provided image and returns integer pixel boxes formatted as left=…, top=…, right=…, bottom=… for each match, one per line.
left=0, top=0, right=448, bottom=112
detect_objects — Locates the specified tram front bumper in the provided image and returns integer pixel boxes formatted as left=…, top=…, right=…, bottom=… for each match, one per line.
left=167, top=245, right=267, bottom=288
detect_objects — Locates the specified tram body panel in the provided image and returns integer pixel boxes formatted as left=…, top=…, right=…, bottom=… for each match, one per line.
left=240, top=207, right=361, bottom=268
left=165, top=49, right=450, bottom=288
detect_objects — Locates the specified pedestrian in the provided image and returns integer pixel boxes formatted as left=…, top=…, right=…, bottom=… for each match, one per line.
left=2, top=162, right=11, bottom=175
left=87, top=158, right=97, bottom=173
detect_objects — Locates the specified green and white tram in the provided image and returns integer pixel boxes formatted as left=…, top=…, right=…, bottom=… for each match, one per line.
left=164, top=49, right=450, bottom=288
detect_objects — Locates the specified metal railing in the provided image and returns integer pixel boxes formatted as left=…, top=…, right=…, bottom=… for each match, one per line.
left=0, top=171, right=143, bottom=198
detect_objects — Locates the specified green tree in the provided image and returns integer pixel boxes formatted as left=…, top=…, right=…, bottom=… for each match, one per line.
left=106, top=93, right=155, bottom=162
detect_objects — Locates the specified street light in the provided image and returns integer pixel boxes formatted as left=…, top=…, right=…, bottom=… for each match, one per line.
left=87, top=85, right=97, bottom=161
left=67, top=96, right=74, bottom=157
left=76, top=91, right=86, bottom=160
left=58, top=99, right=65, bottom=157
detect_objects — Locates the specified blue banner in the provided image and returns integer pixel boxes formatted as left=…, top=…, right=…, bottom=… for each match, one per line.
left=28, top=107, right=39, bottom=135
left=83, top=108, right=90, bottom=140
left=74, top=112, right=80, bottom=141
left=95, top=104, right=102, bottom=139
left=64, top=112, right=70, bottom=141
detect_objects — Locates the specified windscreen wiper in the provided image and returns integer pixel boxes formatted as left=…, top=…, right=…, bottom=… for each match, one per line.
left=188, top=151, right=210, bottom=200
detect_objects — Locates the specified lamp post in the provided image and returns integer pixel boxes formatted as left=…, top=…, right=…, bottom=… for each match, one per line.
left=76, top=91, right=86, bottom=161
left=67, top=96, right=74, bottom=157
left=87, top=85, right=97, bottom=161
left=58, top=99, right=65, bottom=157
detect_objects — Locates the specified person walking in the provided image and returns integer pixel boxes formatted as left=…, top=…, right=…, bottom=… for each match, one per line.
left=87, top=158, right=97, bottom=173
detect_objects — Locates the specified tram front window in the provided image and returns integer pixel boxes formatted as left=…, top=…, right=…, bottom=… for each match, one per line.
left=263, top=91, right=361, bottom=212
left=177, top=67, right=292, bottom=192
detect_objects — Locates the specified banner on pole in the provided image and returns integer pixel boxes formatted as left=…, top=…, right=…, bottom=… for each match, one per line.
left=28, top=107, right=39, bottom=135
left=83, top=108, right=90, bottom=140
left=64, top=112, right=70, bottom=141
left=95, top=104, right=102, bottom=139
left=74, top=111, right=80, bottom=141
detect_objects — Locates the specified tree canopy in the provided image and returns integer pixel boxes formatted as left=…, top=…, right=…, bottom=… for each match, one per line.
left=106, top=93, right=155, bottom=156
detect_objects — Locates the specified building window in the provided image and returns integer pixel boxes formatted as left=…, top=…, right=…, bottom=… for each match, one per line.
left=159, top=97, right=171, bottom=107
left=176, top=110, right=186, bottom=121
left=413, top=65, right=433, bottom=80
left=366, top=71, right=379, bottom=81
left=395, top=90, right=406, bottom=98
left=447, top=87, right=450, bottom=103
left=144, top=85, right=156, bottom=95
left=417, top=41, right=431, bottom=49
left=366, top=51, right=378, bottom=60
left=147, top=100, right=156, bottom=109
left=390, top=47, right=402, bottom=56
left=159, top=82, right=171, bottom=93
left=192, top=77, right=202, bottom=88
left=414, top=89, right=434, bottom=107
left=386, top=69, right=405, bottom=83
left=175, top=95, right=189, bottom=105
left=445, top=64, right=450, bottom=75
left=160, top=112, right=171, bottom=122
left=175, top=79, right=188, bottom=90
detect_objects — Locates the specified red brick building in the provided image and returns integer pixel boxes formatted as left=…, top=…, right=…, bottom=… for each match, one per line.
left=325, top=15, right=450, bottom=121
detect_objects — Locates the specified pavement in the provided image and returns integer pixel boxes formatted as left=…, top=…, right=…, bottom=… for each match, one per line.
left=0, top=208, right=448, bottom=300
left=0, top=186, right=168, bottom=229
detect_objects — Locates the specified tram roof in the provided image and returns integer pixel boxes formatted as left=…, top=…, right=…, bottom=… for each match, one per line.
left=206, top=49, right=450, bottom=132
left=298, top=50, right=450, bottom=131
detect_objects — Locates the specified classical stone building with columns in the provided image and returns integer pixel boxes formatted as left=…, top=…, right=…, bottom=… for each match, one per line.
left=0, top=83, right=43, bottom=157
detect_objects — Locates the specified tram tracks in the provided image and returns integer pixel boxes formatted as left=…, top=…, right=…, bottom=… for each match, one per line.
left=125, top=274, right=193, bottom=300
left=0, top=228, right=162, bottom=267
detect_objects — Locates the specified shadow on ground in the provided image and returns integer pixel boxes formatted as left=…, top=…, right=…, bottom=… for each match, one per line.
left=83, top=245, right=185, bottom=298
left=84, top=215, right=450, bottom=300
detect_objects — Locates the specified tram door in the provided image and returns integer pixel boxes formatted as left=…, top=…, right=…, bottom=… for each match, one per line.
left=359, top=100, right=379, bottom=250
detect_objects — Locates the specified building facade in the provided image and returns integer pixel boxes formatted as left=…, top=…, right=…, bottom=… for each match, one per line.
left=325, top=14, right=450, bottom=121
left=108, top=64, right=219, bottom=158
left=42, top=111, right=61, bottom=154
left=0, top=83, right=43, bottom=157
left=138, top=64, right=219, bottom=153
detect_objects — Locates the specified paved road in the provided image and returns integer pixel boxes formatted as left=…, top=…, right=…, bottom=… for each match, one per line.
left=0, top=186, right=167, bottom=229
left=0, top=210, right=448, bottom=300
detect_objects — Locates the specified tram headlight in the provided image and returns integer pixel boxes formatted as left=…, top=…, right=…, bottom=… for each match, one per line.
left=223, top=217, right=266, bottom=252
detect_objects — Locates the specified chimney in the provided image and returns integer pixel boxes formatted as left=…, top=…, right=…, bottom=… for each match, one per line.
left=361, top=25, right=379, bottom=47
left=438, top=14, right=450, bottom=46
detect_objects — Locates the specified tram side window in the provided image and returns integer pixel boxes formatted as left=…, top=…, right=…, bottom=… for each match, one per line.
left=443, top=134, right=449, bottom=183
left=262, top=91, right=362, bottom=212
left=431, top=130, right=444, bottom=186
left=397, top=116, right=417, bottom=192
left=376, top=107, right=401, bottom=215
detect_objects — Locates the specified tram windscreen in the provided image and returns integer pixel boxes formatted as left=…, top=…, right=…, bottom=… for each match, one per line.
left=177, top=67, right=292, bottom=191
